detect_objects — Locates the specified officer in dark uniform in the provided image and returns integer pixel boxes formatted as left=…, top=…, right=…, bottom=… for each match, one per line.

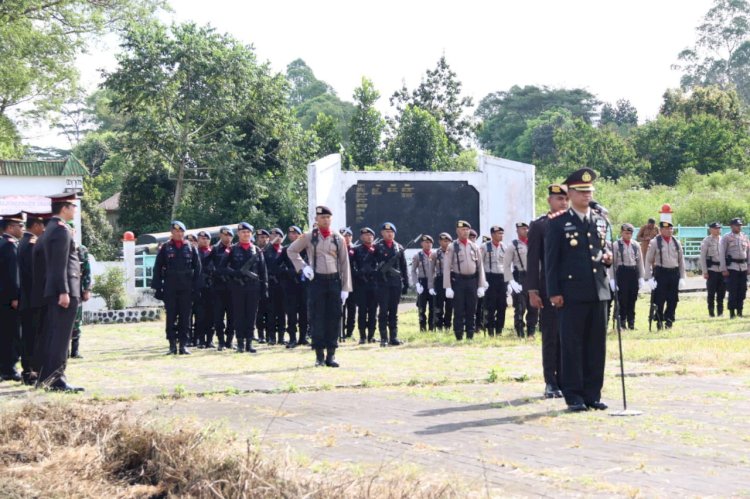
left=264, top=228, right=287, bottom=345
left=210, top=227, right=234, bottom=351
left=255, top=228, right=271, bottom=343
left=36, top=194, right=84, bottom=392
left=431, top=233, right=453, bottom=330
left=351, top=227, right=379, bottom=344
left=527, top=184, right=568, bottom=398
left=0, top=213, right=24, bottom=382
left=374, top=222, right=408, bottom=347
left=18, top=213, right=46, bottom=385
left=220, top=222, right=267, bottom=353
left=340, top=227, right=357, bottom=340
left=151, top=220, right=201, bottom=355
left=194, top=230, right=215, bottom=348
left=280, top=225, right=308, bottom=348
left=545, top=168, right=612, bottom=412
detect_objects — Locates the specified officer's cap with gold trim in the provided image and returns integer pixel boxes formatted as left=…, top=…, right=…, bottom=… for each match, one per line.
left=709, top=222, right=722, bottom=229
left=315, top=205, right=332, bottom=216
left=25, top=212, right=48, bottom=226
left=237, top=222, right=254, bottom=232
left=1, top=212, right=25, bottom=224
left=456, top=220, right=471, bottom=229
left=547, top=183, right=568, bottom=196
left=380, top=222, right=396, bottom=233
left=490, top=225, right=504, bottom=234
left=515, top=222, right=529, bottom=229
left=339, top=227, right=353, bottom=236
left=731, top=218, right=743, bottom=226
left=288, top=225, right=302, bottom=234
left=421, top=234, right=434, bottom=243
left=439, top=232, right=453, bottom=241
left=360, top=227, right=375, bottom=236
left=620, top=223, right=634, bottom=232
left=171, top=220, right=186, bottom=231
left=564, top=168, right=597, bottom=192
left=659, top=221, right=673, bottom=228
left=219, top=226, right=234, bottom=236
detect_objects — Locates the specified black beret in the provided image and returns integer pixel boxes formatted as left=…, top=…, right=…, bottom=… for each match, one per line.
left=315, top=205, right=332, bottom=216
left=547, top=184, right=568, bottom=196
left=659, top=221, right=673, bottom=228
left=421, top=234, right=434, bottom=243
left=457, top=220, right=471, bottom=229
left=515, top=222, right=529, bottom=229
left=709, top=222, right=722, bottom=229
left=439, top=232, right=453, bottom=241
left=490, top=225, right=504, bottom=234
left=731, top=218, right=743, bottom=226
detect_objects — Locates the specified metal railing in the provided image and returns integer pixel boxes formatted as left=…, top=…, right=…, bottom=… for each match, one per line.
left=673, top=226, right=750, bottom=258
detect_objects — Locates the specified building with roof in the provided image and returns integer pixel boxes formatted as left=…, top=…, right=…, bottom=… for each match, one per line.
left=0, top=155, right=87, bottom=245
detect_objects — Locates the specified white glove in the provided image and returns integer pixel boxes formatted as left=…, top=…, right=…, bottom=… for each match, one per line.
left=302, top=265, right=314, bottom=280
left=416, top=283, right=424, bottom=295
left=679, top=278, right=686, bottom=290
left=477, top=287, right=486, bottom=298
left=428, top=288, right=436, bottom=296
left=340, top=291, right=349, bottom=302
left=445, top=288, right=455, bottom=299
left=648, top=278, right=657, bottom=291
left=509, top=280, right=523, bottom=294
left=609, top=279, right=616, bottom=292
left=638, top=278, right=646, bottom=289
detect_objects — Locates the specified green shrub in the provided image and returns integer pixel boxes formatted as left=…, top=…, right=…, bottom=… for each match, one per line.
left=92, top=267, right=127, bottom=310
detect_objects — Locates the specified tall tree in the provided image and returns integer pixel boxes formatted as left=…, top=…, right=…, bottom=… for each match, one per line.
left=660, top=86, right=747, bottom=129
left=104, top=21, right=259, bottom=219
left=674, top=0, right=750, bottom=104
left=285, top=59, right=334, bottom=107
left=312, top=113, right=341, bottom=156
left=348, top=77, right=384, bottom=168
left=599, top=99, right=638, bottom=128
left=390, top=56, right=474, bottom=148
left=388, top=105, right=452, bottom=171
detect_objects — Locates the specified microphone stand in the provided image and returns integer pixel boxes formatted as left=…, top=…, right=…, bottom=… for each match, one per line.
left=596, top=208, right=643, bottom=417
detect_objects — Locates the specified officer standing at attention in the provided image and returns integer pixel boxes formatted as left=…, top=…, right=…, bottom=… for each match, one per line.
left=480, top=226, right=507, bottom=337
left=264, top=228, right=287, bottom=345
left=351, top=227, right=379, bottom=344
left=287, top=206, right=352, bottom=367
left=545, top=168, right=612, bottom=412
left=504, top=222, right=539, bottom=338
left=0, top=213, right=24, bottom=382
left=374, top=222, right=408, bottom=346
left=700, top=222, right=725, bottom=318
left=220, top=222, right=267, bottom=354
left=255, top=229, right=271, bottom=343
left=430, top=233, right=453, bottom=330
left=644, top=221, right=686, bottom=329
left=17, top=214, right=46, bottom=385
left=443, top=221, right=486, bottom=341
left=339, top=227, right=357, bottom=340
left=468, top=229, right=484, bottom=332
left=280, top=226, right=309, bottom=348
left=36, top=194, right=84, bottom=392
left=608, top=223, right=645, bottom=330
left=720, top=218, right=750, bottom=318
left=211, top=227, right=234, bottom=351
left=194, top=230, right=215, bottom=348
left=411, top=234, right=436, bottom=332
left=151, top=221, right=201, bottom=355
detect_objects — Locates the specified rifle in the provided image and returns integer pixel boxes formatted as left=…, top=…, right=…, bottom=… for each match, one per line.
left=648, top=290, right=656, bottom=332
left=375, top=234, right=422, bottom=279
left=232, top=253, right=260, bottom=285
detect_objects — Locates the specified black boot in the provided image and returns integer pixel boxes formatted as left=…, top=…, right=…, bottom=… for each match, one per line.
left=70, top=339, right=82, bottom=359
left=236, top=338, right=245, bottom=353
left=358, top=330, right=366, bottom=344
left=246, top=339, right=257, bottom=353
left=315, top=348, right=325, bottom=367
left=730, top=309, right=736, bottom=319
left=179, top=342, right=191, bottom=355
left=527, top=326, right=536, bottom=338
left=166, top=339, right=177, bottom=355
left=325, top=347, right=339, bottom=368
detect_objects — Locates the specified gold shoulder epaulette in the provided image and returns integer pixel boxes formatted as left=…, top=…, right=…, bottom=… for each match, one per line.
left=548, top=209, right=566, bottom=220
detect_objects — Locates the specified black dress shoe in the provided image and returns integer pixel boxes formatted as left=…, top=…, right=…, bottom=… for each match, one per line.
left=205, top=342, right=216, bottom=349
left=544, top=383, right=557, bottom=399
left=567, top=403, right=588, bottom=412
left=166, top=340, right=177, bottom=355
left=389, top=339, right=403, bottom=346
left=48, top=382, right=85, bottom=393
left=586, top=401, right=608, bottom=410
left=179, top=345, right=191, bottom=355
left=380, top=340, right=388, bottom=347
left=246, top=345, right=257, bottom=353
left=358, top=338, right=366, bottom=345
left=1, top=371, right=22, bottom=382
left=286, top=341, right=297, bottom=349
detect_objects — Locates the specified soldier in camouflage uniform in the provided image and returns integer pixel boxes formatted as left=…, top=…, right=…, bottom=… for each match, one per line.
left=67, top=221, right=91, bottom=359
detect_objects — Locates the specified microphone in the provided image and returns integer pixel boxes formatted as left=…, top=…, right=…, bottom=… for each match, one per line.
left=589, top=200, right=609, bottom=216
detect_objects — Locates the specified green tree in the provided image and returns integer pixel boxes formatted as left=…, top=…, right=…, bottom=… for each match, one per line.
left=0, top=115, right=24, bottom=158
left=348, top=77, right=384, bottom=168
left=118, top=154, right=174, bottom=234
left=286, top=58, right=334, bottom=107
left=660, top=86, right=747, bottom=129
left=390, top=56, right=474, bottom=148
left=80, top=177, right=118, bottom=260
left=675, top=0, right=750, bottom=104
left=388, top=105, right=452, bottom=171
left=599, top=99, right=638, bottom=128
left=475, top=85, right=600, bottom=160
left=312, top=113, right=341, bottom=156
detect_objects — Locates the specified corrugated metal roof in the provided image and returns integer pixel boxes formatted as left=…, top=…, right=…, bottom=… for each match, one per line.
left=0, top=155, right=88, bottom=177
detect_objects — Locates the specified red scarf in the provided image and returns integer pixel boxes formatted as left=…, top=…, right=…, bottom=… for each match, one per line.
left=364, top=242, right=374, bottom=253
left=423, top=249, right=431, bottom=257
left=384, top=240, right=394, bottom=248
left=319, top=228, right=331, bottom=238
left=199, top=246, right=211, bottom=254
left=173, top=239, right=184, bottom=249
left=623, top=240, right=631, bottom=245
left=273, top=243, right=281, bottom=253
left=492, top=241, right=501, bottom=248
left=662, top=236, right=671, bottom=244
left=240, top=242, right=252, bottom=250
left=519, top=237, right=528, bottom=244
left=459, top=238, right=468, bottom=246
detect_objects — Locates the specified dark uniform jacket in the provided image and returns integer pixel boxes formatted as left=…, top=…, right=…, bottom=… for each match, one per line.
left=0, top=233, right=20, bottom=305
left=526, top=211, right=565, bottom=298
left=196, top=247, right=214, bottom=291
left=374, top=241, right=408, bottom=290
left=545, top=209, right=612, bottom=303
left=151, top=239, right=201, bottom=293
left=279, top=245, right=306, bottom=284
left=208, top=242, right=232, bottom=290
left=220, top=243, right=268, bottom=291
left=43, top=217, right=80, bottom=299
left=17, top=232, right=36, bottom=310
left=351, top=243, right=379, bottom=287
left=263, top=243, right=285, bottom=285
left=31, top=230, right=48, bottom=308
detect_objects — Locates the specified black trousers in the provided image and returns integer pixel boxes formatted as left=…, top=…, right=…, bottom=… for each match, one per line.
left=726, top=269, right=747, bottom=314
left=231, top=283, right=259, bottom=342
left=706, top=270, right=725, bottom=316
left=416, top=277, right=435, bottom=331
left=559, top=300, right=607, bottom=406
left=266, top=281, right=286, bottom=343
left=434, top=275, right=453, bottom=329
left=484, top=274, right=507, bottom=335
left=256, top=293, right=269, bottom=341
left=538, top=294, right=561, bottom=386
left=0, top=301, right=20, bottom=375
left=282, top=279, right=308, bottom=343
left=512, top=271, right=538, bottom=336
left=342, top=292, right=357, bottom=336
left=451, top=274, right=478, bottom=340
left=195, top=289, right=214, bottom=345
left=615, top=266, right=639, bottom=327
left=377, top=284, right=401, bottom=341
left=355, top=281, right=378, bottom=339
left=20, top=307, right=42, bottom=374
left=475, top=298, right=484, bottom=331
left=212, top=287, right=234, bottom=346
left=164, top=288, right=192, bottom=343
left=309, top=276, right=342, bottom=349
left=653, top=267, right=680, bottom=327
left=38, top=296, right=79, bottom=387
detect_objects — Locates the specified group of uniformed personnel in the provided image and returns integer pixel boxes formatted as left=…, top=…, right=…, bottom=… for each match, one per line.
left=0, top=193, right=90, bottom=392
